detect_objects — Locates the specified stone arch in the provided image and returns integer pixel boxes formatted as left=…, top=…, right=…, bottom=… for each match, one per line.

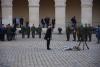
left=66, top=0, right=81, bottom=26
left=39, top=0, right=55, bottom=22
left=13, top=0, right=29, bottom=26
left=93, top=0, right=100, bottom=26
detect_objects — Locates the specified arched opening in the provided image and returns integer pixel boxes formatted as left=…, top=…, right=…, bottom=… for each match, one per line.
left=39, top=0, right=55, bottom=27
left=93, top=0, right=100, bottom=26
left=66, top=0, right=81, bottom=26
left=0, top=0, right=2, bottom=24
left=13, top=0, right=29, bottom=27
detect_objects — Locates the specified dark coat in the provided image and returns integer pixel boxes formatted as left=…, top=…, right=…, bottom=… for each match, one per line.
left=44, top=27, right=52, bottom=40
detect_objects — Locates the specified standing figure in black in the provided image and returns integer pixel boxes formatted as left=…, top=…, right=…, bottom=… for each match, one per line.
left=71, top=16, right=77, bottom=28
left=6, top=24, right=12, bottom=41
left=26, top=25, right=30, bottom=38
left=78, top=25, right=89, bottom=50
left=72, top=28, right=77, bottom=41
left=31, top=24, right=36, bottom=38
left=21, top=25, right=26, bottom=38
left=66, top=25, right=71, bottom=41
left=44, top=25, right=52, bottom=50
left=87, top=24, right=92, bottom=41
left=52, top=18, right=55, bottom=28
left=41, top=19, right=45, bottom=28
left=37, top=25, right=42, bottom=38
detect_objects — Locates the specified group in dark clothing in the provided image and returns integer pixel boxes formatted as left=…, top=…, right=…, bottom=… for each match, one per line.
left=41, top=17, right=55, bottom=28
left=21, top=24, right=42, bottom=39
left=0, top=22, right=100, bottom=50
left=0, top=24, right=16, bottom=41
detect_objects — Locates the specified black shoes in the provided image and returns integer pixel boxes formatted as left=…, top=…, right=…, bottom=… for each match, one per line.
left=47, top=48, right=51, bottom=50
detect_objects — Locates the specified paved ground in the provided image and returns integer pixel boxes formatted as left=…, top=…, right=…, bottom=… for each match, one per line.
left=0, top=34, right=100, bottom=67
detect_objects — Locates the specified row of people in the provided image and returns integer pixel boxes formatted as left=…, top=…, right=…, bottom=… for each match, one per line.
left=21, top=24, right=42, bottom=38
left=66, top=24, right=93, bottom=42
left=41, top=17, right=55, bottom=28
left=0, top=24, right=16, bottom=41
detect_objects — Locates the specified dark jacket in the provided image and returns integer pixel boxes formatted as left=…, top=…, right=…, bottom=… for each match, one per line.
left=44, top=27, right=52, bottom=40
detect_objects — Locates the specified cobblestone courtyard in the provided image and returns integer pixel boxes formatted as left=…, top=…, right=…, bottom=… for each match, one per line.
left=0, top=34, right=100, bottom=67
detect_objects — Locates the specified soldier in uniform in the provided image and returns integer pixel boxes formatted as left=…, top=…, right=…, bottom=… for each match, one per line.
left=6, top=24, right=12, bottom=41
left=26, top=25, right=30, bottom=38
left=37, top=25, right=42, bottom=38
left=21, top=25, right=26, bottom=38
left=77, top=25, right=83, bottom=41
left=84, top=24, right=88, bottom=41
left=78, top=25, right=89, bottom=50
left=31, top=24, right=36, bottom=38
left=87, top=24, right=92, bottom=41
left=72, top=27, right=77, bottom=41
left=66, top=25, right=71, bottom=41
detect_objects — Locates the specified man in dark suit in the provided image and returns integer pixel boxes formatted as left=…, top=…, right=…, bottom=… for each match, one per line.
left=44, top=25, right=52, bottom=50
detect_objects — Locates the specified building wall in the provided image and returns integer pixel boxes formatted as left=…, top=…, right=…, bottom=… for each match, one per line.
left=66, top=0, right=81, bottom=24
left=93, top=0, right=100, bottom=26
left=39, top=0, right=55, bottom=21
left=0, top=0, right=100, bottom=25
left=0, top=0, right=1, bottom=18
left=13, top=0, right=29, bottom=23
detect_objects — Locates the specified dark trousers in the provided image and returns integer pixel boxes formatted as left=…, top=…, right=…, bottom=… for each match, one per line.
left=88, top=34, right=92, bottom=41
left=39, top=33, right=41, bottom=38
left=22, top=33, right=25, bottom=38
left=32, top=32, right=35, bottom=38
left=27, top=33, right=30, bottom=38
left=78, top=41, right=89, bottom=50
left=66, top=33, right=70, bottom=41
left=47, top=39, right=50, bottom=49
left=73, top=33, right=76, bottom=41
left=0, top=34, right=5, bottom=41
left=7, top=34, right=12, bottom=41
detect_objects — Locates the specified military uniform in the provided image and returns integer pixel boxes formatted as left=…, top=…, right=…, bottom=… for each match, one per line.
left=66, top=26, right=71, bottom=41
left=31, top=25, right=36, bottom=38
left=21, top=26, right=26, bottom=38
left=6, top=24, right=13, bottom=41
left=37, top=25, right=42, bottom=38
left=87, top=25, right=92, bottom=41
left=72, top=28, right=76, bottom=41
left=77, top=26, right=83, bottom=41
left=26, top=26, right=30, bottom=38
left=78, top=25, right=89, bottom=50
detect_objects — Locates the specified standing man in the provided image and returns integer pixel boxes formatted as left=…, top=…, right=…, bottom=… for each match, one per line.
left=96, top=25, right=100, bottom=44
left=72, top=27, right=77, bottom=41
left=88, top=24, right=93, bottom=41
left=6, top=24, right=12, bottom=41
left=31, top=24, right=36, bottom=38
left=44, top=25, right=52, bottom=50
left=71, top=16, right=77, bottom=28
left=66, top=25, right=71, bottom=41
left=21, top=25, right=26, bottom=38
left=26, top=25, right=30, bottom=38
left=52, top=18, right=55, bottom=28
left=37, top=25, right=42, bottom=38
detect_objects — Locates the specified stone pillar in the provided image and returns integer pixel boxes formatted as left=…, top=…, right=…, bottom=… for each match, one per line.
left=1, top=0, right=13, bottom=26
left=81, top=0, right=93, bottom=26
left=28, top=0, right=40, bottom=27
left=54, top=0, right=66, bottom=33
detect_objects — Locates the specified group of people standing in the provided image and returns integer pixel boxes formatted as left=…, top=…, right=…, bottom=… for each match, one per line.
left=66, top=24, right=93, bottom=42
left=0, top=24, right=16, bottom=41
left=41, top=17, right=55, bottom=28
left=21, top=24, right=42, bottom=39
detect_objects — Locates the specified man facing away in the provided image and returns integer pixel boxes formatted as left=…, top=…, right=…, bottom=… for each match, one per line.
left=44, top=24, right=52, bottom=50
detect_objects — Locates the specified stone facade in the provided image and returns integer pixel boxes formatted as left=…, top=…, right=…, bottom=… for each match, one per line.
left=0, top=0, right=100, bottom=32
